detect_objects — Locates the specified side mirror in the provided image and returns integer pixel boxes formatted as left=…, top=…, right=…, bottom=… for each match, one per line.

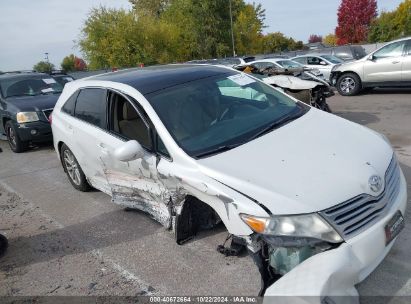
left=368, top=55, right=376, bottom=61
left=319, top=61, right=327, bottom=66
left=114, top=140, right=144, bottom=162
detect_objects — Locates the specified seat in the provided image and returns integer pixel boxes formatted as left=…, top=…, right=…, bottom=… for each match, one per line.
left=118, top=102, right=149, bottom=146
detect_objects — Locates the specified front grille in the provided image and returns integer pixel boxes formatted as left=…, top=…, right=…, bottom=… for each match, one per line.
left=320, top=156, right=401, bottom=239
left=43, top=108, right=53, bottom=120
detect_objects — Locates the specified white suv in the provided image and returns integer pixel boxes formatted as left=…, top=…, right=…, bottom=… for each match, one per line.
left=331, top=37, right=411, bottom=96
left=51, top=65, right=406, bottom=301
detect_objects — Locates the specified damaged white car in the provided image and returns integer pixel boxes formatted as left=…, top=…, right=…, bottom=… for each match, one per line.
left=51, top=65, right=407, bottom=302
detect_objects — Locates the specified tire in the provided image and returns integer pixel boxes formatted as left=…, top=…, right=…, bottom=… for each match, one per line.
left=336, top=73, right=362, bottom=96
left=5, top=120, right=28, bottom=153
left=60, top=144, right=90, bottom=192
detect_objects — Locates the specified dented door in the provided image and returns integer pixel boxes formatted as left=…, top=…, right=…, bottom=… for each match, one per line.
left=100, top=142, right=172, bottom=227
left=99, top=91, right=172, bottom=227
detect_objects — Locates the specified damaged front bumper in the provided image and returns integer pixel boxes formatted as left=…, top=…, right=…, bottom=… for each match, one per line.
left=262, top=171, right=407, bottom=304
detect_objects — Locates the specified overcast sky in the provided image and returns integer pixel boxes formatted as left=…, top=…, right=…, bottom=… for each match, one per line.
left=0, top=0, right=404, bottom=71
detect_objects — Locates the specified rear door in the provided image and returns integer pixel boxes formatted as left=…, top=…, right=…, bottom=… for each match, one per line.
left=363, top=40, right=406, bottom=83
left=402, top=39, right=411, bottom=81
left=67, top=88, right=112, bottom=193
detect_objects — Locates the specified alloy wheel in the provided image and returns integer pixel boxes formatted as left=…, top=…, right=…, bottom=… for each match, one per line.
left=63, top=149, right=81, bottom=186
left=339, top=77, right=356, bottom=94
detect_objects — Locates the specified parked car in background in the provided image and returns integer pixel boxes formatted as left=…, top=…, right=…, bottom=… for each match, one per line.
left=186, top=56, right=256, bottom=67
left=292, top=54, right=344, bottom=80
left=50, top=71, right=75, bottom=87
left=0, top=71, right=62, bottom=152
left=247, top=58, right=324, bottom=78
left=52, top=65, right=406, bottom=301
left=331, top=37, right=411, bottom=96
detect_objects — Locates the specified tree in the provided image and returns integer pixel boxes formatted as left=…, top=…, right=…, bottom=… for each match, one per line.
left=129, top=0, right=171, bottom=18
left=261, top=32, right=301, bottom=53
left=323, top=33, right=338, bottom=46
left=61, top=54, right=76, bottom=71
left=335, top=0, right=377, bottom=45
left=74, top=57, right=87, bottom=71
left=62, top=54, right=87, bottom=71
left=33, top=61, right=54, bottom=73
left=308, top=34, right=323, bottom=43
left=233, top=3, right=266, bottom=55
left=368, top=0, right=411, bottom=42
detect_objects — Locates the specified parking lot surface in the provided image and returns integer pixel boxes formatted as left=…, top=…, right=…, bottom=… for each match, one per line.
left=1, top=89, right=411, bottom=299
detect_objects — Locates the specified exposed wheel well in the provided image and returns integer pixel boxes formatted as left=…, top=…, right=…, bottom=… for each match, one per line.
left=175, top=195, right=223, bottom=244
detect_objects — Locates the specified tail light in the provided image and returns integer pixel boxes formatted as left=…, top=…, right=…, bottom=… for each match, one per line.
left=48, top=112, right=53, bottom=124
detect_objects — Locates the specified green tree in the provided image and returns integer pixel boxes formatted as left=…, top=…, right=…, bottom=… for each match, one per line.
left=323, top=33, right=338, bottom=46
left=261, top=32, right=300, bottom=53
left=233, top=3, right=266, bottom=55
left=368, top=0, right=411, bottom=42
left=33, top=61, right=54, bottom=73
left=129, top=0, right=171, bottom=18
left=61, top=54, right=76, bottom=71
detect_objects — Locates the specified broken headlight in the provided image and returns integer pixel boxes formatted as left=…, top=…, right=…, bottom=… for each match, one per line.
left=16, top=112, right=39, bottom=123
left=240, top=213, right=343, bottom=243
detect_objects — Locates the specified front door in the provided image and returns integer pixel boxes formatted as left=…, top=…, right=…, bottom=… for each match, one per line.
left=363, top=40, right=406, bottom=83
left=99, top=90, right=172, bottom=227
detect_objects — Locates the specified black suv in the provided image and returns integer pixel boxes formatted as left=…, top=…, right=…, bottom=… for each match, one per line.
left=0, top=72, right=63, bottom=152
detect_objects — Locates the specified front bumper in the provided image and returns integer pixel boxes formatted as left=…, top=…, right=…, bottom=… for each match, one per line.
left=264, top=169, right=407, bottom=304
left=15, top=121, right=52, bottom=143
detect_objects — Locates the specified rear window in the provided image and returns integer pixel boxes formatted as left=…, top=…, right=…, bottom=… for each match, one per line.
left=74, top=88, right=107, bottom=129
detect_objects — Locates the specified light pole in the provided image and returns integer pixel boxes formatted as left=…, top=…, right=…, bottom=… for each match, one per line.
left=229, top=0, right=236, bottom=57
left=44, top=52, right=51, bottom=72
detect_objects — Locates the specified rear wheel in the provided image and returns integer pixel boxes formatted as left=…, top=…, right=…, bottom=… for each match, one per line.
left=336, top=73, right=362, bottom=96
left=5, top=121, right=28, bottom=153
left=60, top=144, right=90, bottom=191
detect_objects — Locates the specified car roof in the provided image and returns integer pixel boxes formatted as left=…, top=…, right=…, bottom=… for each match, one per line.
left=88, top=64, right=233, bottom=95
left=0, top=72, right=48, bottom=80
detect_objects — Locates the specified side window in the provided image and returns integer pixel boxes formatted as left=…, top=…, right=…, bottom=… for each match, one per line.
left=61, top=91, right=79, bottom=116
left=307, top=57, right=321, bottom=65
left=374, top=41, right=405, bottom=59
left=74, top=88, right=107, bottom=129
left=293, top=57, right=306, bottom=64
left=108, top=92, right=152, bottom=150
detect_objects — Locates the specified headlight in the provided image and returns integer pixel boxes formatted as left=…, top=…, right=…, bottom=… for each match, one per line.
left=16, top=112, right=39, bottom=123
left=240, top=213, right=343, bottom=243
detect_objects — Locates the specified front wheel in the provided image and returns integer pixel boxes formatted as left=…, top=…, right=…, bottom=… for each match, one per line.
left=5, top=121, right=28, bottom=153
left=336, top=73, right=362, bottom=96
left=60, top=144, right=90, bottom=192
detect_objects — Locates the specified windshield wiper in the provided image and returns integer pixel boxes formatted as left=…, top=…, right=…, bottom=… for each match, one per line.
left=194, top=143, right=243, bottom=158
left=248, top=107, right=305, bottom=141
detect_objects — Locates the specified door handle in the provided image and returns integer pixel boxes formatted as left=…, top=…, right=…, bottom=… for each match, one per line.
left=392, top=61, right=400, bottom=64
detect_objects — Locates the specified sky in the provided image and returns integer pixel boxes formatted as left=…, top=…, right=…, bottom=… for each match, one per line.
left=0, top=0, right=405, bottom=71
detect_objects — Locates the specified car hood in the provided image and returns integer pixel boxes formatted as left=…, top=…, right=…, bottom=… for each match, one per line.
left=197, top=109, right=393, bottom=215
left=6, top=94, right=60, bottom=112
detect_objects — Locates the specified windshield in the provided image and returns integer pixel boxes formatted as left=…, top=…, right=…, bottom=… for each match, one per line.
left=276, top=60, right=304, bottom=68
left=0, top=75, right=63, bottom=98
left=320, top=55, right=344, bottom=64
left=147, top=72, right=306, bottom=158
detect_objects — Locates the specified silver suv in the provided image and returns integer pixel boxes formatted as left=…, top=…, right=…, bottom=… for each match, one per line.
left=331, top=37, right=411, bottom=96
